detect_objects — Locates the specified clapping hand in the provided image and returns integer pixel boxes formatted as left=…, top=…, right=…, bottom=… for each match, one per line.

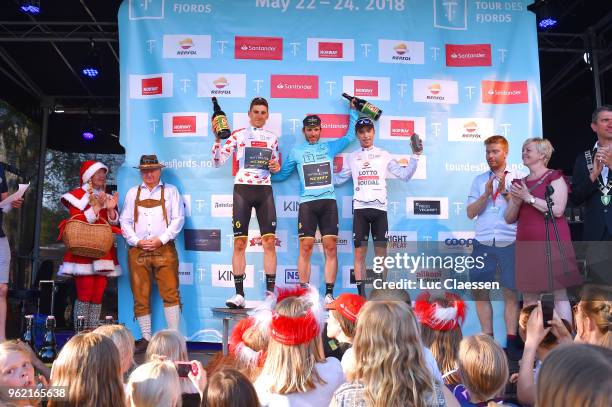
left=511, top=180, right=531, bottom=203
left=106, top=192, right=119, bottom=210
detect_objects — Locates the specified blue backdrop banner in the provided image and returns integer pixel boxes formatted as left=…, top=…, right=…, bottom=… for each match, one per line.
left=118, top=0, right=542, bottom=342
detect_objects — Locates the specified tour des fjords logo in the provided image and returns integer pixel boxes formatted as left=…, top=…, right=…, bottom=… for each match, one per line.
left=342, top=76, right=391, bottom=101
left=197, top=73, right=246, bottom=98
left=413, top=79, right=458, bottom=104
left=448, top=118, right=494, bottom=142
left=446, top=44, right=492, bottom=67
left=129, top=73, right=173, bottom=99
left=162, top=34, right=211, bottom=58
left=306, top=38, right=355, bottom=61
left=235, top=36, right=283, bottom=60
left=482, top=80, right=529, bottom=104
left=378, top=39, right=424, bottom=64
left=270, top=75, right=319, bottom=98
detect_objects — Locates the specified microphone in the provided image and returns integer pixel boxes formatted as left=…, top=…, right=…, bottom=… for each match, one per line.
left=545, top=185, right=554, bottom=198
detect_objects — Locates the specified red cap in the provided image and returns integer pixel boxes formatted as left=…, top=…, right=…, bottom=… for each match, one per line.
left=326, top=293, right=366, bottom=323
left=80, top=160, right=108, bottom=184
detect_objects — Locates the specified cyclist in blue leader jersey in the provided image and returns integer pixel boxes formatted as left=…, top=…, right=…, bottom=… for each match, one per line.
left=271, top=104, right=358, bottom=304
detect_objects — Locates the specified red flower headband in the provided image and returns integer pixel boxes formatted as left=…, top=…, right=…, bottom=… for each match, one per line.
left=414, top=291, right=466, bottom=331
left=228, top=317, right=267, bottom=367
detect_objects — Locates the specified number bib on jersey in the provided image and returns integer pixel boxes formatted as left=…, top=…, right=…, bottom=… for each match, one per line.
left=303, top=162, right=332, bottom=189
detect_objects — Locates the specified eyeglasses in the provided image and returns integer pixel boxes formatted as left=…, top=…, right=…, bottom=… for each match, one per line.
left=356, top=117, right=374, bottom=127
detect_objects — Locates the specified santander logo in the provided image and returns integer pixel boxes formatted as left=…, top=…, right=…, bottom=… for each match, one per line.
left=446, top=44, right=492, bottom=67
left=270, top=75, right=318, bottom=99
left=141, top=77, right=163, bottom=95
left=235, top=36, right=283, bottom=60
left=354, top=80, right=378, bottom=97
left=318, top=42, right=343, bottom=59
left=481, top=80, right=529, bottom=104
left=172, top=116, right=196, bottom=134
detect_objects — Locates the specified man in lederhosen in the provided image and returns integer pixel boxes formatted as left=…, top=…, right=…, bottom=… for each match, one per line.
left=120, top=155, right=185, bottom=352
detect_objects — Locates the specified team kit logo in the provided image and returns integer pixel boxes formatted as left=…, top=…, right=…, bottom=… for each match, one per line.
left=234, top=36, right=283, bottom=60
left=129, top=73, right=173, bottom=99
left=162, top=112, right=208, bottom=137
left=445, top=44, right=492, bottom=67
left=197, top=74, right=247, bottom=98
left=162, top=34, right=211, bottom=58
left=306, top=38, right=355, bottom=62
left=378, top=40, right=425, bottom=64
left=448, top=118, right=495, bottom=142
left=413, top=79, right=459, bottom=104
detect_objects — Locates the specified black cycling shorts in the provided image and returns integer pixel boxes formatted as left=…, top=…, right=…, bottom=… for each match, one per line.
left=298, top=199, right=338, bottom=239
left=233, top=184, right=276, bottom=238
left=353, top=208, right=388, bottom=248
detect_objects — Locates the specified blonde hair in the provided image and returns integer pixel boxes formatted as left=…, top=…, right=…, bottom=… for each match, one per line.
left=522, top=137, right=554, bottom=165
left=94, top=324, right=135, bottom=375
left=0, top=341, right=36, bottom=404
left=352, top=301, right=434, bottom=407
left=145, top=329, right=196, bottom=394
left=577, top=284, right=612, bottom=349
left=457, top=335, right=508, bottom=406
left=260, top=296, right=325, bottom=394
left=420, top=324, right=462, bottom=386
left=48, top=333, right=125, bottom=407
left=126, top=360, right=182, bottom=407
left=206, top=368, right=259, bottom=407
left=331, top=309, right=357, bottom=339
left=536, top=344, right=612, bottom=407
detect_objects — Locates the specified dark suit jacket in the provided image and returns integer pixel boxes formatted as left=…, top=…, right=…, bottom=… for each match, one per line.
left=571, top=151, right=612, bottom=240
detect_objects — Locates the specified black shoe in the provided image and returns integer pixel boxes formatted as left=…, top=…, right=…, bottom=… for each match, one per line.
left=134, top=338, right=149, bottom=354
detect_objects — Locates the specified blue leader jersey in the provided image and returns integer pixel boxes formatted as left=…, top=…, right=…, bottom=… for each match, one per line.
left=272, top=110, right=358, bottom=203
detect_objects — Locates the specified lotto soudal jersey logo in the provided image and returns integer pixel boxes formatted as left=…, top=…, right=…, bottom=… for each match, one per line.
left=270, top=75, right=319, bottom=99
left=172, top=115, right=196, bottom=133
left=448, top=118, right=494, bottom=142
left=354, top=80, right=378, bottom=97
left=482, top=80, right=529, bottom=104
left=318, top=42, right=343, bottom=58
left=235, top=36, right=283, bottom=60
left=142, top=77, right=163, bottom=95
left=413, top=79, right=459, bottom=104
left=390, top=120, right=414, bottom=137
left=162, top=34, right=211, bottom=59
left=305, top=114, right=349, bottom=138
left=446, top=44, right=492, bottom=67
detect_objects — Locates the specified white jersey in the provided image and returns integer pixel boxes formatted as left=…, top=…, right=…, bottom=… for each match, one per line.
left=211, top=126, right=279, bottom=185
left=335, top=146, right=418, bottom=211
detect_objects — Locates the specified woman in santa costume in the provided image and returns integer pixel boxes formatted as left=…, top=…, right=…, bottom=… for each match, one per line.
left=58, top=160, right=121, bottom=329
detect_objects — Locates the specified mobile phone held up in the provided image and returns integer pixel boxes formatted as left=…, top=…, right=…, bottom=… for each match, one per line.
left=540, top=293, right=554, bottom=328
left=175, top=361, right=199, bottom=378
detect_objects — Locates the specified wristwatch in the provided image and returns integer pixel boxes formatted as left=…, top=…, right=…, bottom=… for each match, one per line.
left=528, top=196, right=536, bottom=205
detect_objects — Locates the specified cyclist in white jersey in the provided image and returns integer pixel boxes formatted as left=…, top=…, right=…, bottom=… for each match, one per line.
left=211, top=97, right=280, bottom=308
left=334, top=117, right=423, bottom=296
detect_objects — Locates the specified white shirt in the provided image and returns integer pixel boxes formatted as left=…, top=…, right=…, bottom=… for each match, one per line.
left=594, top=142, right=609, bottom=184
left=467, top=167, right=523, bottom=247
left=334, top=146, right=418, bottom=211
left=254, top=357, right=345, bottom=407
left=120, top=181, right=185, bottom=246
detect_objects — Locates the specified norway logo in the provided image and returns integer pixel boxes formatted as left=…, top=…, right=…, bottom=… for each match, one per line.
left=142, top=77, right=163, bottom=96
left=354, top=80, right=378, bottom=97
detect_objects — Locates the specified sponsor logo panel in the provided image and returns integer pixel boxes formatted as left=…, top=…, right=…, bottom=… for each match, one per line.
left=162, top=112, right=208, bottom=137
left=304, top=114, right=349, bottom=138
left=314, top=230, right=352, bottom=254
left=413, top=79, right=459, bottom=104
left=246, top=229, right=288, bottom=253
left=482, top=80, right=529, bottom=104
left=406, top=197, right=449, bottom=219
left=197, top=74, right=246, bottom=98
left=343, top=266, right=379, bottom=288
left=210, top=194, right=256, bottom=218
left=446, top=44, right=492, bottom=67
left=378, top=40, right=425, bottom=64
left=389, top=154, right=427, bottom=180
left=129, top=73, right=173, bottom=99
left=276, top=265, right=320, bottom=288
left=275, top=195, right=300, bottom=218
left=448, top=118, right=494, bottom=142
left=342, top=76, right=390, bottom=101
left=387, top=231, right=418, bottom=253
left=235, top=36, right=283, bottom=60
left=433, top=0, right=468, bottom=30
left=438, top=231, right=476, bottom=253
left=380, top=116, right=426, bottom=140
left=306, top=38, right=355, bottom=62
left=179, top=263, right=193, bottom=285
left=270, top=75, right=319, bottom=99
left=162, top=34, right=211, bottom=59
left=211, top=264, right=255, bottom=288
left=184, top=229, right=222, bottom=252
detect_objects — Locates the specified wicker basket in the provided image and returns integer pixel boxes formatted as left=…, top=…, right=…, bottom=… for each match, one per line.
left=62, top=217, right=114, bottom=259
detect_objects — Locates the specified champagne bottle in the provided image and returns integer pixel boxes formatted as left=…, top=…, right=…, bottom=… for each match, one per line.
left=342, top=93, right=382, bottom=120
left=75, top=315, right=86, bottom=334
left=22, top=315, right=36, bottom=352
left=211, top=97, right=231, bottom=139
left=37, top=316, right=58, bottom=367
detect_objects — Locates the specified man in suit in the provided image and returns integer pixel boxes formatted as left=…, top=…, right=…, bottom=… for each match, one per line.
left=571, top=105, right=612, bottom=285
